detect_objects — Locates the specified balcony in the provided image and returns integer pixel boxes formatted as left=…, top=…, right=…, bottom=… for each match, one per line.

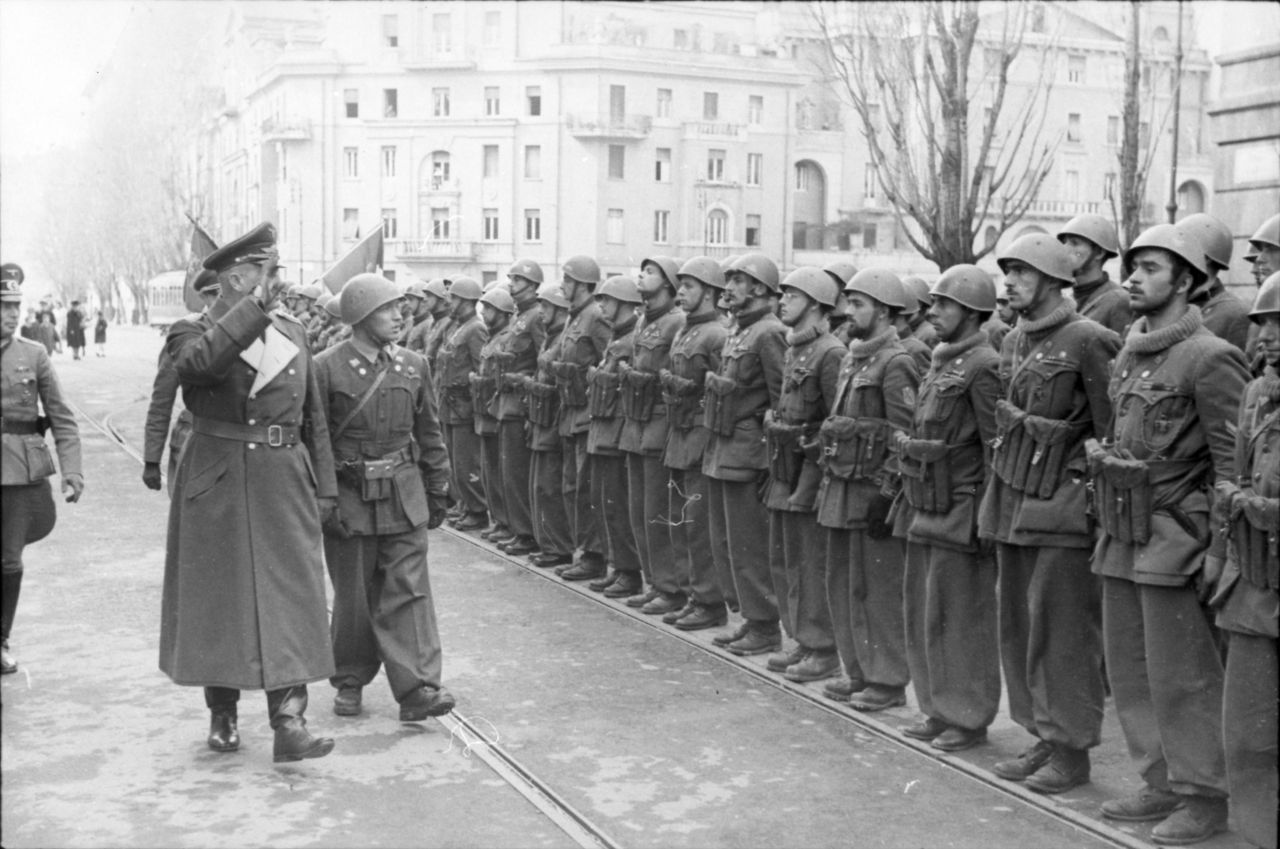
left=421, top=177, right=461, bottom=195
left=1023, top=199, right=1103, bottom=219
left=675, top=243, right=747, bottom=260
left=261, top=117, right=311, bottom=142
left=683, top=121, right=746, bottom=140
left=564, top=114, right=652, bottom=140
left=391, top=239, right=476, bottom=261
left=401, top=45, right=477, bottom=70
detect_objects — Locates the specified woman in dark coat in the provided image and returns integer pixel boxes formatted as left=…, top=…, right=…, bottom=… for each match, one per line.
left=65, top=302, right=86, bottom=359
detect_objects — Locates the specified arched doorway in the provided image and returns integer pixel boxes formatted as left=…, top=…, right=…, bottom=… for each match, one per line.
left=1176, top=180, right=1206, bottom=217
left=792, top=160, right=826, bottom=250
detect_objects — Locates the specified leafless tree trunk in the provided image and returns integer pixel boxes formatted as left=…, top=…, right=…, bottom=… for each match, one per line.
left=1117, top=1, right=1144, bottom=254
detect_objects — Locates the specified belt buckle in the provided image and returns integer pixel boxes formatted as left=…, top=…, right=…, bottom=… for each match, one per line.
left=267, top=424, right=284, bottom=447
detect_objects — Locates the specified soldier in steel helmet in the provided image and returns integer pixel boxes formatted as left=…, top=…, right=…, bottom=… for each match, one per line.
left=1, top=262, right=84, bottom=675
left=1245, top=215, right=1280, bottom=370
left=892, top=282, right=935, bottom=375
left=398, top=277, right=433, bottom=352
left=1089, top=224, right=1250, bottom=844
left=902, top=276, right=939, bottom=349
left=405, top=278, right=446, bottom=357
left=895, top=265, right=1003, bottom=753
left=420, top=279, right=453, bottom=372
left=977, top=233, right=1120, bottom=793
left=472, top=286, right=516, bottom=546
left=435, top=278, right=489, bottom=531
left=1177, top=213, right=1251, bottom=352
left=1057, top=213, right=1132, bottom=336
left=315, top=273, right=455, bottom=723
left=316, top=292, right=350, bottom=351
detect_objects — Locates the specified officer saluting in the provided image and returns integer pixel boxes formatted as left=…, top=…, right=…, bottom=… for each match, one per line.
left=160, top=223, right=338, bottom=762
left=1, top=263, right=84, bottom=675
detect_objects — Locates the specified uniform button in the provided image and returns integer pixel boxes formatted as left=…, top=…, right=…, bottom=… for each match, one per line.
left=288, top=368, right=296, bottom=375
left=248, top=419, right=256, bottom=425
left=248, top=443, right=257, bottom=450
left=1035, top=353, right=1043, bottom=360
left=1141, top=371, right=1150, bottom=378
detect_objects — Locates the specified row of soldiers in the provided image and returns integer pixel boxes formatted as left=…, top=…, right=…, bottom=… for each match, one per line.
left=340, top=209, right=1275, bottom=848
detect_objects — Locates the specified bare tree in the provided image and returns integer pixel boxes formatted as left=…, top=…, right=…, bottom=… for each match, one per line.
left=812, top=1, right=1059, bottom=269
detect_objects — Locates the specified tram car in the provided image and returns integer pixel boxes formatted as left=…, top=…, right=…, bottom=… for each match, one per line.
left=146, top=270, right=192, bottom=333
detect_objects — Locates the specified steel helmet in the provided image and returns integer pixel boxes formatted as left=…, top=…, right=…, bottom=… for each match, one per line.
left=596, top=274, right=643, bottom=304
left=1250, top=271, right=1280, bottom=321
left=403, top=279, right=428, bottom=300
left=563, top=255, right=601, bottom=286
left=640, top=256, right=681, bottom=291
left=324, top=295, right=343, bottom=320
left=479, top=286, right=516, bottom=314
left=931, top=264, right=997, bottom=312
left=1248, top=214, right=1280, bottom=252
left=285, top=282, right=302, bottom=298
left=423, top=278, right=448, bottom=300
left=822, top=260, right=858, bottom=287
left=507, top=259, right=544, bottom=286
left=903, top=276, right=932, bottom=312
left=340, top=273, right=402, bottom=325
left=1057, top=213, right=1121, bottom=259
left=298, top=282, right=324, bottom=301
left=536, top=282, right=571, bottom=309
left=845, top=268, right=907, bottom=310
left=677, top=256, right=726, bottom=290
left=998, top=234, right=1076, bottom=284
left=729, top=253, right=781, bottom=293
left=781, top=267, right=841, bottom=308
left=315, top=291, right=334, bottom=310
left=1124, top=223, right=1208, bottom=279
left=449, top=276, right=483, bottom=301
left=1176, top=213, right=1232, bottom=271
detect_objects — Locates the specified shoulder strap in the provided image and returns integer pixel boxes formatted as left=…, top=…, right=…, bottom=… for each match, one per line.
left=331, top=364, right=390, bottom=442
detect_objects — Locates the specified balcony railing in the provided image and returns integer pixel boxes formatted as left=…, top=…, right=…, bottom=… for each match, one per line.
left=564, top=114, right=652, bottom=139
left=421, top=177, right=461, bottom=194
left=261, top=117, right=312, bottom=142
left=675, top=243, right=747, bottom=260
left=401, top=45, right=477, bottom=70
left=1024, top=199, right=1102, bottom=218
left=391, top=239, right=476, bottom=260
left=683, top=121, right=745, bottom=139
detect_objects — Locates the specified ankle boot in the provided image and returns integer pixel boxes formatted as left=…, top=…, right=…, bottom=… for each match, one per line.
left=1, top=572, right=22, bottom=675
left=268, top=686, right=335, bottom=763
left=207, top=706, right=240, bottom=752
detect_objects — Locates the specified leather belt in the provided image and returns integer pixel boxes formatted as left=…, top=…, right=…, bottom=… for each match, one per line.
left=192, top=417, right=300, bottom=447
left=0, top=419, right=39, bottom=434
left=336, top=444, right=413, bottom=467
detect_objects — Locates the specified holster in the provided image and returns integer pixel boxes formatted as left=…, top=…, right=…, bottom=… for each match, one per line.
left=899, top=437, right=952, bottom=513
left=1232, top=496, right=1280, bottom=589
left=526, top=381, right=559, bottom=428
left=993, top=399, right=1087, bottom=499
left=620, top=370, right=659, bottom=422
left=764, top=415, right=805, bottom=490
left=587, top=368, right=622, bottom=418
left=819, top=415, right=889, bottom=481
left=1085, top=440, right=1153, bottom=545
left=551, top=361, right=589, bottom=408
left=703, top=372, right=739, bottom=438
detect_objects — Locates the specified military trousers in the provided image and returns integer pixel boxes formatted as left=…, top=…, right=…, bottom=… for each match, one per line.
left=590, top=452, right=641, bottom=574
left=706, top=478, right=777, bottom=626
left=768, top=510, right=834, bottom=651
left=498, top=419, right=534, bottom=539
left=442, top=422, right=486, bottom=517
left=997, top=543, right=1103, bottom=750
left=530, top=446, right=572, bottom=557
left=626, top=453, right=679, bottom=594
left=904, top=541, right=1000, bottom=732
left=479, top=431, right=508, bottom=532
left=1223, top=631, right=1278, bottom=848
left=1, top=481, right=56, bottom=575
left=562, top=432, right=604, bottom=562
left=1102, top=577, right=1227, bottom=797
left=666, top=467, right=725, bottom=607
left=827, top=528, right=908, bottom=689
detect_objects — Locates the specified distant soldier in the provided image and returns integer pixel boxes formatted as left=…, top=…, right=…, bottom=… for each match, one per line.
left=316, top=274, right=454, bottom=723
left=523, top=284, right=574, bottom=569
left=979, top=234, right=1120, bottom=793
left=1057, top=213, right=1132, bottom=336
left=1245, top=214, right=1280, bottom=368
left=896, top=265, right=1002, bottom=752
left=823, top=261, right=857, bottom=347
left=1213, top=273, right=1278, bottom=849
left=435, top=278, right=488, bottom=530
left=421, top=278, right=453, bottom=372
left=1178, top=213, right=1251, bottom=352
left=407, top=278, right=448, bottom=357
left=893, top=287, right=934, bottom=375
left=1, top=263, right=84, bottom=675
left=473, top=287, right=513, bottom=545
left=316, top=293, right=350, bottom=352
left=399, top=278, right=434, bottom=351
left=903, top=276, right=939, bottom=348
left=982, top=289, right=1012, bottom=352
left=1090, top=225, right=1248, bottom=844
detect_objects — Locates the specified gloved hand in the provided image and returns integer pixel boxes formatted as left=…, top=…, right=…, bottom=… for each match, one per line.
left=866, top=493, right=894, bottom=539
left=142, top=462, right=163, bottom=491
left=427, top=492, right=452, bottom=530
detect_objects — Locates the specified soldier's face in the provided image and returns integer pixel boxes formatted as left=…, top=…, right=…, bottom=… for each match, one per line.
left=638, top=264, right=668, bottom=299
left=928, top=296, right=970, bottom=344
left=778, top=288, right=814, bottom=327
left=538, top=301, right=561, bottom=326
left=996, top=301, right=1015, bottom=323
left=1125, top=248, right=1188, bottom=316
left=845, top=293, right=884, bottom=340
left=1003, top=262, right=1050, bottom=314
left=0, top=302, right=19, bottom=340
left=1255, top=246, right=1280, bottom=280
left=1257, top=315, right=1280, bottom=368
left=723, top=273, right=757, bottom=311
left=676, top=278, right=706, bottom=312
left=1060, top=235, right=1099, bottom=277
left=360, top=302, right=402, bottom=345
left=594, top=295, right=621, bottom=324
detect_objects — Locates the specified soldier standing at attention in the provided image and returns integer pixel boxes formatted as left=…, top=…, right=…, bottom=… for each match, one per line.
left=1245, top=215, right=1280, bottom=370
left=1176, top=213, right=1252, bottom=353
left=435, top=278, right=488, bottom=531
left=761, top=268, right=845, bottom=683
left=903, top=277, right=939, bottom=349
left=896, top=266, right=1002, bottom=752
left=1057, top=213, right=1132, bottom=336
left=893, top=289, right=935, bottom=375
left=316, top=273, right=454, bottom=723
left=978, top=234, right=1120, bottom=793
left=420, top=279, right=453, bottom=370
left=405, top=278, right=446, bottom=357
left=704, top=253, right=786, bottom=657
left=399, top=279, right=434, bottom=355
left=160, top=223, right=337, bottom=762
left=1214, top=273, right=1278, bottom=849
left=473, top=287, right=514, bottom=545
left=614, top=257, right=685, bottom=613
left=1089, top=225, right=1249, bottom=845
left=814, top=269, right=918, bottom=710
left=659, top=257, right=732, bottom=628
left=523, top=284, right=574, bottom=569
left=1, top=263, right=84, bottom=675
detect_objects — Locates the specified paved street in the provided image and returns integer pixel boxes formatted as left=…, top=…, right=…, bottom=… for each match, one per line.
left=0, top=327, right=1253, bottom=848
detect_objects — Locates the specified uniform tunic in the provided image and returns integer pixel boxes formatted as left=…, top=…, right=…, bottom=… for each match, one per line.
left=1073, top=274, right=1132, bottom=336
left=1195, top=283, right=1251, bottom=353
left=587, top=314, right=640, bottom=576
left=405, top=313, right=434, bottom=356
left=475, top=318, right=509, bottom=532
left=159, top=298, right=337, bottom=691
left=436, top=314, right=488, bottom=518
left=494, top=300, right=545, bottom=542
left=526, top=318, right=573, bottom=558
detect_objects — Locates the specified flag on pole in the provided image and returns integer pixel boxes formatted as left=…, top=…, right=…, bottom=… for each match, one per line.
left=321, top=227, right=384, bottom=294
left=183, top=215, right=218, bottom=312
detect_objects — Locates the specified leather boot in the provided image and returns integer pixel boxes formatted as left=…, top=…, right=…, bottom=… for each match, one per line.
left=1150, top=796, right=1227, bottom=846
left=992, top=739, right=1054, bottom=781
left=663, top=599, right=696, bottom=625
left=783, top=649, right=840, bottom=683
left=712, top=621, right=752, bottom=648
left=207, top=705, right=240, bottom=752
left=726, top=624, right=782, bottom=657
left=901, top=716, right=949, bottom=741
left=1024, top=744, right=1090, bottom=794
left=822, top=675, right=864, bottom=702
left=766, top=644, right=807, bottom=673
left=1, top=572, right=21, bottom=674
left=400, top=685, right=457, bottom=721
left=603, top=572, right=644, bottom=598
left=674, top=603, right=727, bottom=631
left=587, top=571, right=620, bottom=593
left=268, top=686, right=335, bottom=763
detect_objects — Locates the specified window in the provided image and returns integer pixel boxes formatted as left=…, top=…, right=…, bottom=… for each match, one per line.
left=1068, top=55, right=1085, bottom=84
left=1030, top=4, right=1046, bottom=33
left=483, top=208, right=499, bottom=241
left=869, top=103, right=883, bottom=133
left=383, top=89, right=398, bottom=118
left=433, top=13, right=451, bottom=53
left=1153, top=25, right=1169, bottom=42
left=745, top=214, right=761, bottom=247
left=524, top=209, right=541, bottom=242
left=382, top=14, right=398, bottom=47
left=655, top=148, right=671, bottom=182
left=432, top=88, right=450, bottom=117
left=381, top=208, right=398, bottom=239
left=982, top=165, right=995, bottom=198
left=705, top=209, right=728, bottom=245
left=485, top=86, right=500, bottom=116
left=864, top=163, right=877, bottom=198
left=653, top=210, right=669, bottom=244
left=748, top=95, right=763, bottom=125
left=1067, top=113, right=1082, bottom=143
left=342, top=208, right=360, bottom=239
left=609, top=85, right=626, bottom=121
left=344, top=147, right=359, bottom=178
left=656, top=88, right=672, bottom=118
left=707, top=148, right=725, bottom=182
left=746, top=153, right=762, bottom=186
left=1139, top=120, right=1150, bottom=148
left=431, top=151, right=450, bottom=187
left=606, top=209, right=624, bottom=244
left=524, top=145, right=541, bottom=180
left=482, top=144, right=499, bottom=178
left=608, top=145, right=625, bottom=180
left=1107, top=115, right=1119, bottom=145
left=381, top=146, right=397, bottom=178
left=674, top=29, right=688, bottom=50
left=526, top=86, right=541, bottom=116
left=703, top=92, right=719, bottom=120
left=1103, top=171, right=1117, bottom=199
left=483, top=11, right=500, bottom=46
left=984, top=48, right=1003, bottom=75
left=795, top=163, right=810, bottom=191
left=431, top=207, right=450, bottom=240
left=1065, top=169, right=1079, bottom=200
left=344, top=88, right=359, bottom=118
left=863, top=222, right=878, bottom=250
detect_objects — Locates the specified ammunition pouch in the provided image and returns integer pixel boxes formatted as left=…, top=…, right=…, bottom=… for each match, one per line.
left=551, top=361, right=589, bottom=409
left=899, top=438, right=953, bottom=514
left=338, top=445, right=414, bottom=503
left=992, top=400, right=1089, bottom=499
left=443, top=383, right=474, bottom=419
left=1231, top=495, right=1280, bottom=589
left=702, top=372, right=740, bottom=438
left=763, top=414, right=806, bottom=490
left=469, top=373, right=499, bottom=416
left=1085, top=440, right=1211, bottom=547
left=661, top=371, right=701, bottom=431
left=587, top=368, right=622, bottom=418
left=526, top=381, right=560, bottom=428
left=819, top=415, right=890, bottom=481
left=620, top=370, right=660, bottom=423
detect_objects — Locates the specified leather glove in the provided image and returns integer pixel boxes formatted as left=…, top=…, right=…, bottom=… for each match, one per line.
left=866, top=493, right=894, bottom=540
left=142, top=462, right=163, bottom=491
left=427, top=492, right=452, bottom=530
left=62, top=473, right=85, bottom=503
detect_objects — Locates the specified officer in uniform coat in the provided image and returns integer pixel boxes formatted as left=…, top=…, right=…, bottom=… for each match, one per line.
left=1, top=263, right=83, bottom=675
left=316, top=273, right=454, bottom=722
left=1177, top=213, right=1251, bottom=352
left=522, top=284, right=574, bottom=568
left=160, top=223, right=337, bottom=762
left=435, top=278, right=488, bottom=530
left=1057, top=213, right=1132, bottom=337
left=1090, top=225, right=1249, bottom=844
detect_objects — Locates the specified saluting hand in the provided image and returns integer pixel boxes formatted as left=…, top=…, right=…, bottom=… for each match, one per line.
left=62, top=473, right=85, bottom=503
